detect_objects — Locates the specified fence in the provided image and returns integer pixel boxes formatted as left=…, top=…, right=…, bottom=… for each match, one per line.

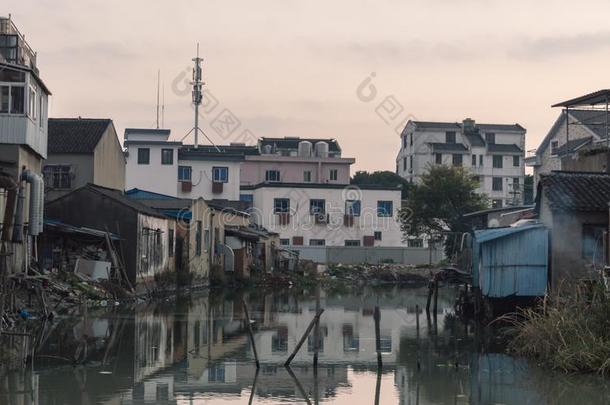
left=290, top=246, right=445, bottom=266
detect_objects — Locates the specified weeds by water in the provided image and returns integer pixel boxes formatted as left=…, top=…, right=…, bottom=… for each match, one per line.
left=505, top=284, right=610, bottom=374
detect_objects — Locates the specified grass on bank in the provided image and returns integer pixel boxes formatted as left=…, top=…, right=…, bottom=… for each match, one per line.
left=505, top=283, right=610, bottom=374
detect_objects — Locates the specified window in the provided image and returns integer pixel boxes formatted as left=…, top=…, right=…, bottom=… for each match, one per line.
left=374, top=231, right=382, bottom=241
left=492, top=177, right=503, bottom=191
left=168, top=229, right=174, bottom=257
left=28, top=86, right=36, bottom=119
left=343, top=324, right=359, bottom=352
left=492, top=199, right=503, bottom=208
left=161, top=149, right=173, bottom=165
left=513, top=177, right=520, bottom=191
left=345, top=200, right=361, bottom=216
left=212, top=166, right=228, bottom=183
left=435, top=153, right=442, bottom=164
left=304, top=170, right=312, bottom=182
left=403, top=135, right=407, bottom=148
left=195, top=221, right=202, bottom=256
left=6, top=85, right=24, bottom=114
left=445, top=131, right=456, bottom=144
left=479, top=155, right=484, bottom=166
left=178, top=166, right=192, bottom=181
left=493, top=155, right=503, bottom=168
left=265, top=169, right=280, bottom=182
left=44, top=165, right=71, bottom=189
left=309, top=239, right=326, bottom=246
left=452, top=154, right=462, bottom=166
left=310, top=199, right=326, bottom=215
left=408, top=239, right=423, bottom=248
left=582, top=224, right=605, bottom=260
left=274, top=198, right=290, bottom=213
left=403, top=157, right=407, bottom=171
left=345, top=240, right=361, bottom=247
left=410, top=133, right=413, bottom=146
left=513, top=155, right=520, bottom=167
left=272, top=327, right=288, bottom=353
left=137, top=148, right=150, bottom=164
left=208, top=365, right=226, bottom=383
left=330, top=169, right=338, bottom=181
left=377, top=201, right=393, bottom=217
left=39, top=95, right=44, bottom=128
left=0, top=86, right=8, bottom=113
left=485, top=133, right=495, bottom=144
left=551, top=140, right=559, bottom=155
left=280, top=238, right=290, bottom=246
left=472, top=155, right=477, bottom=166
left=472, top=176, right=480, bottom=186
left=409, top=155, right=413, bottom=169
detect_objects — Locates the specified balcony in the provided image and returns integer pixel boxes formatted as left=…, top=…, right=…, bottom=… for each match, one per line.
left=0, top=17, right=37, bottom=72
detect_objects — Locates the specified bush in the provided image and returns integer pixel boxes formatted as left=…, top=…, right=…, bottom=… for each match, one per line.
left=506, top=284, right=610, bottom=374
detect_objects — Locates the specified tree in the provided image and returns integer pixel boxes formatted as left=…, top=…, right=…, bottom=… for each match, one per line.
left=524, top=174, right=534, bottom=205
left=351, top=170, right=411, bottom=199
left=399, top=165, right=488, bottom=253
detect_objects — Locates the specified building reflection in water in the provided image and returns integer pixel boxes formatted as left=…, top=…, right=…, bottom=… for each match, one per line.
left=0, top=287, right=608, bottom=404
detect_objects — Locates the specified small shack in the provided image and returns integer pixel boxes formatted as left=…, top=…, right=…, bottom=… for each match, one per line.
left=45, top=184, right=177, bottom=291
left=472, top=224, right=549, bottom=314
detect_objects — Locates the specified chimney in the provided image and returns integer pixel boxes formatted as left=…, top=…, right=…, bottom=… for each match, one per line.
left=462, top=118, right=475, bottom=132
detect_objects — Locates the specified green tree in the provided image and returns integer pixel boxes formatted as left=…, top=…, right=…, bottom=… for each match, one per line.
left=351, top=170, right=411, bottom=199
left=524, top=174, right=534, bottom=205
left=399, top=165, right=488, bottom=252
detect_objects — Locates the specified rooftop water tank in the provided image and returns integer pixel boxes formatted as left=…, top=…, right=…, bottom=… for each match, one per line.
left=262, top=144, right=273, bottom=154
left=298, top=141, right=313, bottom=157
left=315, top=141, right=329, bottom=158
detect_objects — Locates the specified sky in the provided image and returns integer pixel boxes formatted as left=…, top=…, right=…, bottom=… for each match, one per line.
left=9, top=0, right=610, bottom=172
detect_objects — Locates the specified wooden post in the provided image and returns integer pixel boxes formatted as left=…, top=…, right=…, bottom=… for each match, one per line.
left=433, top=279, right=439, bottom=315
left=415, top=304, right=420, bottom=337
left=242, top=300, right=260, bottom=368
left=425, top=282, right=433, bottom=313
left=285, top=365, right=312, bottom=405
left=374, top=367, right=382, bottom=405
left=248, top=366, right=259, bottom=405
left=374, top=306, right=382, bottom=368
left=284, top=309, right=324, bottom=367
left=313, top=285, right=320, bottom=370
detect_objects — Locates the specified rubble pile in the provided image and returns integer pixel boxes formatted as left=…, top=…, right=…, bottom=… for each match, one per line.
left=326, top=263, right=434, bottom=286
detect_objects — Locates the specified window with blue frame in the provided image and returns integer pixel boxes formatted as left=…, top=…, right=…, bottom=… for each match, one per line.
left=345, top=200, right=361, bottom=216
left=212, top=166, right=228, bottom=183
left=178, top=166, right=192, bottom=181
left=377, top=201, right=393, bottom=217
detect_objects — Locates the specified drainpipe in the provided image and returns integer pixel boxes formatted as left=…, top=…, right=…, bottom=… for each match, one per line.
left=12, top=183, right=25, bottom=243
left=0, top=173, right=18, bottom=242
left=20, top=169, right=43, bottom=236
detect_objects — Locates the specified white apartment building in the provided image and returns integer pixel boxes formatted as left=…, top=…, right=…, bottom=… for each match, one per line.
left=124, top=128, right=244, bottom=200
left=241, top=182, right=404, bottom=247
left=396, top=118, right=526, bottom=208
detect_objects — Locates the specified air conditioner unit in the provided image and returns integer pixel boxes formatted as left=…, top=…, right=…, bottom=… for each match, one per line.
left=212, top=182, right=223, bottom=194
left=314, top=213, right=328, bottom=224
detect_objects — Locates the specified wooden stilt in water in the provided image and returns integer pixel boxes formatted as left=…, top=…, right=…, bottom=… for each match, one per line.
left=284, top=309, right=324, bottom=367
left=242, top=300, right=260, bottom=368
left=433, top=279, right=439, bottom=315
left=285, top=365, right=312, bottom=405
left=374, top=305, right=382, bottom=368
left=415, top=304, right=420, bottom=335
left=426, top=282, right=433, bottom=314
left=247, top=366, right=259, bottom=405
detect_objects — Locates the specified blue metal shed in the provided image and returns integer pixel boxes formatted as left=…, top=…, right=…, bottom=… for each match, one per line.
left=472, top=224, right=549, bottom=298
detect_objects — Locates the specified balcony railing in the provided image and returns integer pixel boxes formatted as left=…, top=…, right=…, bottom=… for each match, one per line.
left=0, top=16, right=37, bottom=71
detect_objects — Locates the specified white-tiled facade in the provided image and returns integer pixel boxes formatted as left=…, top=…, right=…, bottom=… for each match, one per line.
left=241, top=183, right=404, bottom=247
left=396, top=119, right=526, bottom=208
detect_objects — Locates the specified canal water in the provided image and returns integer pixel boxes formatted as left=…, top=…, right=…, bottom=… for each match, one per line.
left=1, top=285, right=609, bottom=404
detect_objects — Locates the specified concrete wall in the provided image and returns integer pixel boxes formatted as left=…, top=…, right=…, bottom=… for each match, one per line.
left=125, top=143, right=181, bottom=197
left=44, top=153, right=93, bottom=201
left=176, top=159, right=242, bottom=201
left=292, top=246, right=444, bottom=265
left=136, top=213, right=176, bottom=282
left=247, top=185, right=404, bottom=247
left=539, top=196, right=607, bottom=286
left=241, top=156, right=353, bottom=185
left=187, top=198, right=212, bottom=281
left=561, top=149, right=610, bottom=173
left=93, top=125, right=126, bottom=191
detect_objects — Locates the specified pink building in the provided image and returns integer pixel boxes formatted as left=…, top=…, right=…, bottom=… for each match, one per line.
left=240, top=137, right=355, bottom=185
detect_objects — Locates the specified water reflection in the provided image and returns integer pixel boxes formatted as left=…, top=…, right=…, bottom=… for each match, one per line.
left=0, top=286, right=608, bottom=404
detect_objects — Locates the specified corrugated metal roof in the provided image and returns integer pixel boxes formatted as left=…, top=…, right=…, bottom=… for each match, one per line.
left=473, top=224, right=549, bottom=297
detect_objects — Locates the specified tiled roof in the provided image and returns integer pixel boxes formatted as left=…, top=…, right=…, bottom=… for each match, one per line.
left=260, top=137, right=341, bottom=152
left=430, top=143, right=468, bottom=152
left=86, top=184, right=167, bottom=218
left=538, top=171, right=610, bottom=212
left=464, top=132, right=486, bottom=147
left=48, top=118, right=112, bottom=154
left=553, top=137, right=593, bottom=155
left=568, top=110, right=609, bottom=139
left=413, top=121, right=525, bottom=132
left=487, top=143, right=523, bottom=154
